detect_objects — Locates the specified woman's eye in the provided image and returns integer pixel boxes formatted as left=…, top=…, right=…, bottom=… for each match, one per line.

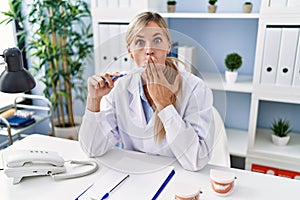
left=154, top=38, right=162, bottom=44
left=135, top=40, right=144, bottom=47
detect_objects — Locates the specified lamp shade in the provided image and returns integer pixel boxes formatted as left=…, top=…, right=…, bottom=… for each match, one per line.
left=0, top=47, right=36, bottom=93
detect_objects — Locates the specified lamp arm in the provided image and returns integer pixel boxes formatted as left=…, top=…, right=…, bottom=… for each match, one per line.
left=0, top=116, right=12, bottom=145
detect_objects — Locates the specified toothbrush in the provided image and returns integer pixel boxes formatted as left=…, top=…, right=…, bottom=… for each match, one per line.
left=103, top=66, right=145, bottom=83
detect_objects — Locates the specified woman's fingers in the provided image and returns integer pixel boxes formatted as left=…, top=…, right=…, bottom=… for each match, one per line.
left=149, top=57, right=160, bottom=80
left=88, top=72, right=121, bottom=94
left=90, top=75, right=101, bottom=89
left=102, top=73, right=114, bottom=88
left=172, top=73, right=181, bottom=94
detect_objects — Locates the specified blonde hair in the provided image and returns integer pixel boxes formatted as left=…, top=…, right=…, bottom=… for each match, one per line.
left=126, top=12, right=182, bottom=143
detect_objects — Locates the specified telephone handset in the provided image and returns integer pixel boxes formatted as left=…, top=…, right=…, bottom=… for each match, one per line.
left=6, top=150, right=65, bottom=167
left=2, top=149, right=98, bottom=184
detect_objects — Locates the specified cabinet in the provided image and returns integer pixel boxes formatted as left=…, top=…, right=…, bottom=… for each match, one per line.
left=0, top=94, right=54, bottom=148
left=161, top=2, right=300, bottom=176
left=246, top=0, right=300, bottom=175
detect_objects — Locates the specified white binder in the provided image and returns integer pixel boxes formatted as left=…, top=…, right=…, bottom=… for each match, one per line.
left=287, top=0, right=300, bottom=7
left=260, top=28, right=282, bottom=84
left=119, top=0, right=131, bottom=8
left=107, top=0, right=119, bottom=8
left=177, top=46, right=197, bottom=72
left=276, top=28, right=299, bottom=86
left=97, top=24, right=111, bottom=74
left=107, top=24, right=122, bottom=72
left=269, top=0, right=287, bottom=7
left=292, top=33, right=300, bottom=87
left=98, top=0, right=108, bottom=8
left=119, top=24, right=134, bottom=72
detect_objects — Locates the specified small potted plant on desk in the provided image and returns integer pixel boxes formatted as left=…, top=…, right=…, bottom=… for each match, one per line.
left=271, top=118, right=292, bottom=146
left=208, top=0, right=218, bottom=13
left=243, top=2, right=253, bottom=13
left=224, top=52, right=242, bottom=84
left=167, top=0, right=177, bottom=13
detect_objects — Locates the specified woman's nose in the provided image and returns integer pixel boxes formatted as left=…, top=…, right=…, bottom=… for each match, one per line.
left=145, top=47, right=154, bottom=55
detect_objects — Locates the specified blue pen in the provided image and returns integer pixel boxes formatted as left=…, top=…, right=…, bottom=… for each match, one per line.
left=75, top=183, right=94, bottom=200
left=152, top=169, right=175, bottom=200
left=103, top=74, right=127, bottom=83
left=100, top=174, right=130, bottom=200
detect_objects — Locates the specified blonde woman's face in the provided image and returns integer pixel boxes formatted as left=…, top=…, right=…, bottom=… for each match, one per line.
left=128, top=21, right=171, bottom=67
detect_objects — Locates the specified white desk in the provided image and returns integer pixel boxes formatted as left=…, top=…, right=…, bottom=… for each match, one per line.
left=0, top=135, right=299, bottom=200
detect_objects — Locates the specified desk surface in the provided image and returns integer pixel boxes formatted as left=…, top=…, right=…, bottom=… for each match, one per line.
left=0, top=134, right=299, bottom=200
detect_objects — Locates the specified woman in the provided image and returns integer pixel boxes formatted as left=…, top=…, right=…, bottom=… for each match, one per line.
left=79, top=12, right=214, bottom=171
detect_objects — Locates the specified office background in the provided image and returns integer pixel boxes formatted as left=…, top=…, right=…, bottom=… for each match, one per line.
left=2, top=0, right=299, bottom=132
left=1, top=0, right=300, bottom=172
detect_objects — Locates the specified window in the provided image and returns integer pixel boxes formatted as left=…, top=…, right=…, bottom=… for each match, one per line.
left=0, top=0, right=17, bottom=62
left=0, top=0, right=20, bottom=111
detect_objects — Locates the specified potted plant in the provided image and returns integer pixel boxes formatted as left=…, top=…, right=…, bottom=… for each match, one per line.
left=208, top=0, right=218, bottom=13
left=224, top=52, right=242, bottom=84
left=271, top=118, right=292, bottom=146
left=1, top=0, right=93, bottom=140
left=167, top=0, right=177, bottom=13
left=243, top=2, right=253, bottom=13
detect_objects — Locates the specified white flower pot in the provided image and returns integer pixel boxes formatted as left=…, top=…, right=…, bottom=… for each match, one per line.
left=271, top=134, right=290, bottom=146
left=225, top=71, right=238, bottom=84
left=54, top=116, right=82, bottom=140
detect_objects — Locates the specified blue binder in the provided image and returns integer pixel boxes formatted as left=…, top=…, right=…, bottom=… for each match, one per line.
left=3, top=115, right=35, bottom=128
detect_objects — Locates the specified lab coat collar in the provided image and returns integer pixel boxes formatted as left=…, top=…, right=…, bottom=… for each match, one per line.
left=127, top=74, right=147, bottom=127
left=127, top=74, right=155, bottom=132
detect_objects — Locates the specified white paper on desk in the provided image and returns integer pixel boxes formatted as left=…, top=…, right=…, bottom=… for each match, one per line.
left=78, top=157, right=174, bottom=200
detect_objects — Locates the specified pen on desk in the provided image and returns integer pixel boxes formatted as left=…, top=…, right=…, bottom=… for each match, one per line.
left=152, top=169, right=175, bottom=200
left=100, top=174, right=130, bottom=200
left=75, top=183, right=94, bottom=200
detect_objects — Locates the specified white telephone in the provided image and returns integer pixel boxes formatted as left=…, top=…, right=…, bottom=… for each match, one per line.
left=2, top=149, right=98, bottom=184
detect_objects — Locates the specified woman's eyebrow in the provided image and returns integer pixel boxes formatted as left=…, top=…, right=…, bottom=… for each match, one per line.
left=152, top=32, right=162, bottom=37
left=136, top=34, right=144, bottom=38
left=135, top=32, right=162, bottom=39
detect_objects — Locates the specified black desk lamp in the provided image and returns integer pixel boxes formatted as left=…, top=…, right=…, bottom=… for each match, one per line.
left=0, top=47, right=36, bottom=93
left=0, top=47, right=36, bottom=145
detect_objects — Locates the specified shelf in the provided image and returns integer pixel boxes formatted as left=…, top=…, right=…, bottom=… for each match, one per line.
left=226, top=128, right=248, bottom=157
left=201, top=72, right=253, bottom=93
left=0, top=115, right=50, bottom=148
left=160, top=12, right=260, bottom=19
left=0, top=94, right=53, bottom=148
left=253, top=85, right=300, bottom=104
left=249, top=128, right=300, bottom=164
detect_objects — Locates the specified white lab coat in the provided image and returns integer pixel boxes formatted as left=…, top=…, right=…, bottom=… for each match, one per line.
left=79, top=70, right=214, bottom=171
